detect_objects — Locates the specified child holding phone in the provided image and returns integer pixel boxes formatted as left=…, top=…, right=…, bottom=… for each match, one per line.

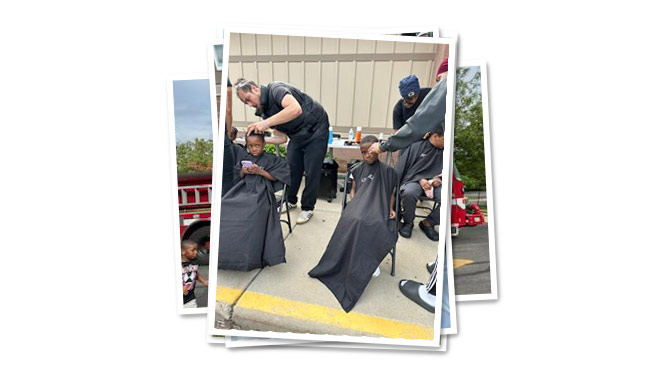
left=218, top=132, right=291, bottom=271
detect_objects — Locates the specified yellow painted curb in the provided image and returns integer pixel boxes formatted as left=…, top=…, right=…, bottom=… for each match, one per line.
left=217, top=286, right=433, bottom=340
left=453, top=258, right=474, bottom=269
left=216, top=286, right=244, bottom=305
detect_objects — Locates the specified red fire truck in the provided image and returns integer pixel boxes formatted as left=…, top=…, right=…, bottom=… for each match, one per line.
left=178, top=172, right=212, bottom=265
left=450, top=163, right=486, bottom=236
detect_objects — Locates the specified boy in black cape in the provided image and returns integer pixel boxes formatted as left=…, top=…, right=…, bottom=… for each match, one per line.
left=308, top=135, right=398, bottom=313
left=394, top=126, right=445, bottom=241
left=218, top=132, right=291, bottom=271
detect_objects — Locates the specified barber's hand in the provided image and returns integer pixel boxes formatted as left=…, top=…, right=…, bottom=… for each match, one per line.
left=389, top=209, right=396, bottom=220
left=247, top=120, right=270, bottom=135
left=419, top=179, right=432, bottom=191
left=368, top=142, right=382, bottom=155
left=431, top=179, right=442, bottom=188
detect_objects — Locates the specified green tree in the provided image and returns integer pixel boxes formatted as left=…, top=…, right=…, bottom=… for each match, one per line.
left=454, top=67, right=486, bottom=191
left=176, top=138, right=214, bottom=173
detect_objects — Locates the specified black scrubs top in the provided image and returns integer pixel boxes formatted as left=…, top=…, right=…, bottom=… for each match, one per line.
left=256, top=82, right=328, bottom=144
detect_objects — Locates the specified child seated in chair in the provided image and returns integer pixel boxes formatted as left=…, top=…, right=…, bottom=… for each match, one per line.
left=308, top=135, right=398, bottom=313
left=218, top=132, right=291, bottom=271
left=394, top=125, right=445, bottom=241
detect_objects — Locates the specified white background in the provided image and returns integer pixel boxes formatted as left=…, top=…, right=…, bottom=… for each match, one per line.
left=2, top=1, right=663, bottom=372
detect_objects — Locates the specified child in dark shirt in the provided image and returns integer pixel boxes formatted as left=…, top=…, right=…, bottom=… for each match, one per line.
left=394, top=126, right=445, bottom=241
left=182, top=240, right=208, bottom=308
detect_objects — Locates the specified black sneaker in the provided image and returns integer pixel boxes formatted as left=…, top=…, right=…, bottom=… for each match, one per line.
left=399, top=222, right=414, bottom=238
left=419, top=221, right=439, bottom=241
left=399, top=280, right=434, bottom=313
left=426, top=262, right=435, bottom=274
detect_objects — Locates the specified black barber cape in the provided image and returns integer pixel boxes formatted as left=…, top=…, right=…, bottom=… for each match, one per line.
left=308, top=161, right=398, bottom=312
left=218, top=151, right=290, bottom=271
left=394, top=139, right=444, bottom=186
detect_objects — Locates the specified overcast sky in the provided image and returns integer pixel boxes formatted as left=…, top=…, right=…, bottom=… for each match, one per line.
left=461, top=65, right=481, bottom=89
left=173, top=79, right=213, bottom=144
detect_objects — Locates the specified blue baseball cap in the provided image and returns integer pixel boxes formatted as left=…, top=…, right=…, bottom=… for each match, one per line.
left=399, top=74, right=420, bottom=98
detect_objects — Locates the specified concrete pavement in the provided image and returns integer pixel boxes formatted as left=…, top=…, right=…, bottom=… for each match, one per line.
left=214, top=188, right=441, bottom=340
left=452, top=224, right=492, bottom=295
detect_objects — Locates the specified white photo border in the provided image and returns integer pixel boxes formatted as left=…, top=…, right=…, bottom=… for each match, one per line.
left=454, top=60, right=498, bottom=302
left=208, top=27, right=459, bottom=348
left=226, top=334, right=448, bottom=351
left=168, top=74, right=216, bottom=315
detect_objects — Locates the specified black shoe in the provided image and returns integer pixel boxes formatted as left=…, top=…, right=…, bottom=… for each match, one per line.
left=399, top=222, right=413, bottom=238
left=419, top=221, right=439, bottom=241
left=398, top=280, right=435, bottom=313
left=426, top=262, right=435, bottom=274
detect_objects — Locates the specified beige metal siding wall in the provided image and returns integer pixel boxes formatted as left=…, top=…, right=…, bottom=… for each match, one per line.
left=228, top=33, right=445, bottom=133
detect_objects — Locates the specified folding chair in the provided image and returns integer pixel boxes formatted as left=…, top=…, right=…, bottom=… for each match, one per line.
left=276, top=185, right=292, bottom=233
left=397, top=186, right=441, bottom=237
left=415, top=198, right=441, bottom=220
left=413, top=181, right=441, bottom=221
left=387, top=150, right=441, bottom=223
left=275, top=143, right=292, bottom=233
left=341, top=161, right=399, bottom=276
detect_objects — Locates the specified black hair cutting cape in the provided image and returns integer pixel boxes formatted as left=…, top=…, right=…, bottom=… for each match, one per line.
left=308, top=161, right=398, bottom=312
left=218, top=151, right=290, bottom=271
left=394, top=140, right=444, bottom=186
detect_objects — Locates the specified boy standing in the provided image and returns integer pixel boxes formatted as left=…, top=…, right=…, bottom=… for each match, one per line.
left=218, top=132, right=291, bottom=271
left=182, top=240, right=208, bottom=308
left=309, top=135, right=398, bottom=312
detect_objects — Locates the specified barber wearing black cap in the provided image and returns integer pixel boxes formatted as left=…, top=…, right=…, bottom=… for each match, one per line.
left=369, top=67, right=448, bottom=156
left=392, top=74, right=431, bottom=132
left=235, top=79, right=329, bottom=224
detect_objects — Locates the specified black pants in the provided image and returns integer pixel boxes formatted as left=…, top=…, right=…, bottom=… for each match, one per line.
left=286, top=132, right=328, bottom=211
left=401, top=182, right=441, bottom=225
left=221, top=133, right=235, bottom=197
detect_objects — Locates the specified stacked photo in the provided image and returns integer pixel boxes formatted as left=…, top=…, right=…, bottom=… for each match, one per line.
left=167, top=26, right=497, bottom=351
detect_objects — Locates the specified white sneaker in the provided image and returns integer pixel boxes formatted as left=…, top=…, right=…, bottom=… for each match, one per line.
left=372, top=266, right=381, bottom=278
left=296, top=210, right=313, bottom=224
left=280, top=201, right=296, bottom=214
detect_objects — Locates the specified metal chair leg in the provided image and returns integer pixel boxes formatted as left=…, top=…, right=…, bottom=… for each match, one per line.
left=342, top=168, right=350, bottom=210
left=278, top=186, right=293, bottom=233
left=286, top=193, right=292, bottom=233
left=391, top=184, right=400, bottom=277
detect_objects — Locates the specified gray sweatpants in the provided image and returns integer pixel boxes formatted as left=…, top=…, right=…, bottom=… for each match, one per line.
left=400, top=182, right=441, bottom=226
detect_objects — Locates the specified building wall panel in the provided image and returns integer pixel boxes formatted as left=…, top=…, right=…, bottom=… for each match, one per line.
left=227, top=33, right=446, bottom=131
